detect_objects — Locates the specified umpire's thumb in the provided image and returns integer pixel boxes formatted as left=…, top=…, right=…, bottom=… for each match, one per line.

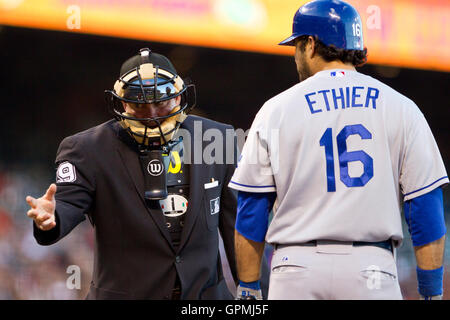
left=44, top=183, right=57, bottom=201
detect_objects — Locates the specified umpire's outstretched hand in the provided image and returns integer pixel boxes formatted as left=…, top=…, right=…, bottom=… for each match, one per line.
left=26, top=183, right=57, bottom=231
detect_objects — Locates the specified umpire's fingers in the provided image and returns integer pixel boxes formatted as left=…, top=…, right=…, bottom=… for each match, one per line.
left=40, top=216, right=56, bottom=230
left=37, top=222, right=56, bottom=231
left=41, top=216, right=56, bottom=230
left=43, top=183, right=57, bottom=201
left=26, top=196, right=37, bottom=209
left=39, top=223, right=56, bottom=231
left=27, top=208, right=39, bottom=220
left=35, top=212, right=52, bottom=224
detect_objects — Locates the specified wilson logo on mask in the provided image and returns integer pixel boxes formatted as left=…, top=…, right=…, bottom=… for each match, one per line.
left=147, top=159, right=164, bottom=176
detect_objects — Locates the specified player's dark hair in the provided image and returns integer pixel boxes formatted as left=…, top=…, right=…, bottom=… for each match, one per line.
left=296, top=35, right=368, bottom=67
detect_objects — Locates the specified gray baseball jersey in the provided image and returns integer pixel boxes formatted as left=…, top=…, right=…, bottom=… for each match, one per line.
left=229, top=69, right=448, bottom=246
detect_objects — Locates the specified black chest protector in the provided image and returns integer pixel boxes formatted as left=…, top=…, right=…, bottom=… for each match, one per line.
left=139, top=139, right=190, bottom=250
left=160, top=141, right=190, bottom=249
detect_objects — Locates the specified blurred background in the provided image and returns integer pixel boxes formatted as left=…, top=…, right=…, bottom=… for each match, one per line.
left=0, top=0, right=448, bottom=300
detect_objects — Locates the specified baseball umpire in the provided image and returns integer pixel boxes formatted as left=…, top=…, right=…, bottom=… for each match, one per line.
left=25, top=48, right=269, bottom=299
left=230, top=0, right=447, bottom=299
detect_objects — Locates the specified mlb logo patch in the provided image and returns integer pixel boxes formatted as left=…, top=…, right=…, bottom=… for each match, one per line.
left=210, top=197, right=220, bottom=215
left=331, top=71, right=345, bottom=77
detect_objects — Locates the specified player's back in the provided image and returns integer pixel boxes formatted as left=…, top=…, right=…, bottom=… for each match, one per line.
left=261, top=69, right=428, bottom=245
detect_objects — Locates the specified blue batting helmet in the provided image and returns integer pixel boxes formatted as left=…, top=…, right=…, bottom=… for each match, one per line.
left=279, top=0, right=364, bottom=50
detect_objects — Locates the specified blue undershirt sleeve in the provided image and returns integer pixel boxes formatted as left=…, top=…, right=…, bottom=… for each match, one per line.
left=235, top=191, right=276, bottom=242
left=403, top=187, right=446, bottom=247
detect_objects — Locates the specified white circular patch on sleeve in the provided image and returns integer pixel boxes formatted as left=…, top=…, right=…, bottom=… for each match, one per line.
left=56, top=161, right=77, bottom=183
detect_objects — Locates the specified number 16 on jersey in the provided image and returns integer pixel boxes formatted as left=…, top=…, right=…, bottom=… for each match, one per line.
left=319, top=124, right=374, bottom=192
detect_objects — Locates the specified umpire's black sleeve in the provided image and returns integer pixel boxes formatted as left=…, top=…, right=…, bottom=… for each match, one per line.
left=34, top=134, right=95, bottom=245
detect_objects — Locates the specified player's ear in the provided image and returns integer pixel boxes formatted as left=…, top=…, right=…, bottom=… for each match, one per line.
left=308, top=36, right=317, bottom=59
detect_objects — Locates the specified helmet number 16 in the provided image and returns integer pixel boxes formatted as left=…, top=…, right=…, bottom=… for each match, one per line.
left=352, top=23, right=361, bottom=37
left=319, top=124, right=373, bottom=192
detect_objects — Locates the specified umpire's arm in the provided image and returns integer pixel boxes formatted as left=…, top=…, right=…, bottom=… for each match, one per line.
left=34, top=135, right=95, bottom=245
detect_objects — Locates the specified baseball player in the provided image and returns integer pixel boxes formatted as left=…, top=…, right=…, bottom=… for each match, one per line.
left=231, top=0, right=447, bottom=300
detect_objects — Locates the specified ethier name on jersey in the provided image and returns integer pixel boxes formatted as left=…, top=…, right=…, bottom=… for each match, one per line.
left=305, top=86, right=380, bottom=114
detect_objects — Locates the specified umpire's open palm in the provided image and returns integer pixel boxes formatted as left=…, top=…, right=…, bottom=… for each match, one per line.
left=26, top=183, right=57, bottom=231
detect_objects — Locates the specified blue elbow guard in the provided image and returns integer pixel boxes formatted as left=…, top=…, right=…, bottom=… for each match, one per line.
left=235, top=191, right=276, bottom=242
left=404, top=187, right=446, bottom=247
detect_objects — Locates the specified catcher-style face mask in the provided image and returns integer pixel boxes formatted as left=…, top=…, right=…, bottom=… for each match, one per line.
left=104, top=48, right=196, bottom=201
left=105, top=48, right=196, bottom=149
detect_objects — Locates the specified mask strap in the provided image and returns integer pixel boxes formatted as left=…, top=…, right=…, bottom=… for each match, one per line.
left=139, top=48, right=151, bottom=63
